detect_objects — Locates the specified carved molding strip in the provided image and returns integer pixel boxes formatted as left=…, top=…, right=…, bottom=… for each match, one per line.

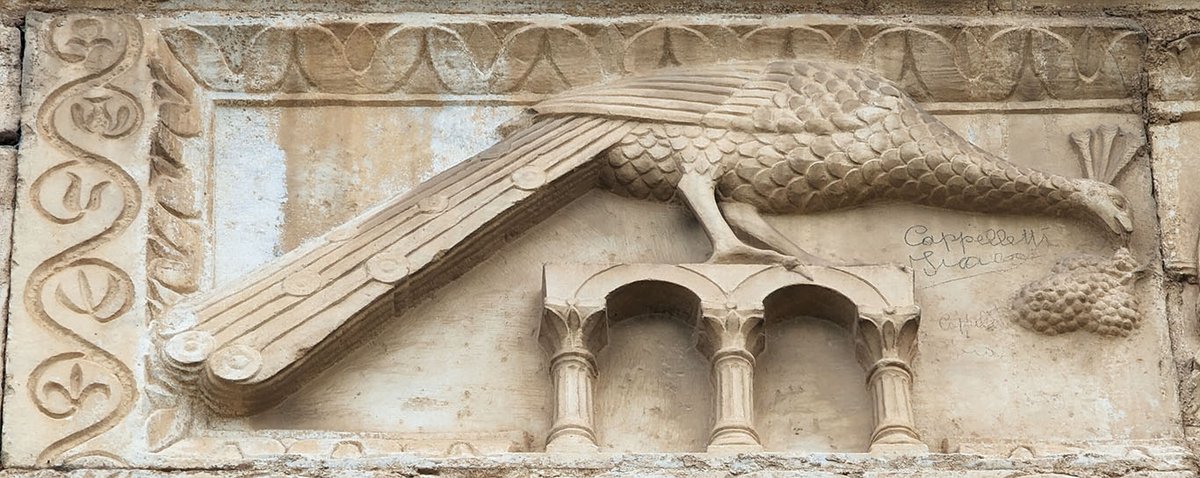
left=156, top=15, right=1146, bottom=103
left=143, top=35, right=207, bottom=453
left=17, top=15, right=146, bottom=465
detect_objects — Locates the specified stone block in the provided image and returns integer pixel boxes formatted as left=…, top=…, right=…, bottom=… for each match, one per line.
left=0, top=25, right=18, bottom=142
left=0, top=9, right=1188, bottom=478
left=0, top=146, right=14, bottom=424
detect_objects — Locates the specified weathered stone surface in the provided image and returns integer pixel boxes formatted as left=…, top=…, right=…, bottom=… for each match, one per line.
left=0, top=25, right=18, bottom=142
left=0, top=145, right=15, bottom=422
left=1, top=5, right=1199, bottom=478
left=0, top=451, right=1194, bottom=478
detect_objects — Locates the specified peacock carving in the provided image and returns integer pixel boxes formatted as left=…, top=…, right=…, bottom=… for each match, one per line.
left=159, top=60, right=1143, bottom=408
left=522, top=60, right=1133, bottom=266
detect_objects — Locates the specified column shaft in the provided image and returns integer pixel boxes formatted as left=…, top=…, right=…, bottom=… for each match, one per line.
left=855, top=307, right=927, bottom=454
left=866, top=362, right=923, bottom=451
left=546, top=351, right=599, bottom=452
left=540, top=302, right=606, bottom=453
left=708, top=350, right=760, bottom=451
left=699, top=308, right=764, bottom=453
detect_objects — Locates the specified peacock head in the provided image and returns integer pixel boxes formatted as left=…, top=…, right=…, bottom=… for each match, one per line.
left=1075, top=180, right=1133, bottom=235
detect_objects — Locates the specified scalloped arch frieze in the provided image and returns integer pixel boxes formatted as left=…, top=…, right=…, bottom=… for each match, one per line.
left=156, top=16, right=1146, bottom=102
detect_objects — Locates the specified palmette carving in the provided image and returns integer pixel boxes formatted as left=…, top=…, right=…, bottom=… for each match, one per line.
left=1162, top=33, right=1200, bottom=101
left=30, top=352, right=122, bottom=420
left=1014, top=248, right=1143, bottom=337
left=158, top=18, right=1144, bottom=102
left=65, top=87, right=140, bottom=139
left=31, top=163, right=116, bottom=224
left=1070, top=125, right=1143, bottom=185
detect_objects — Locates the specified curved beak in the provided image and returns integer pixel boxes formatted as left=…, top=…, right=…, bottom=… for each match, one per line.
left=1112, top=211, right=1134, bottom=235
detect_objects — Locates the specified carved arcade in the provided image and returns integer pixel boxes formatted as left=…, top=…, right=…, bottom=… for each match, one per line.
left=538, top=263, right=925, bottom=453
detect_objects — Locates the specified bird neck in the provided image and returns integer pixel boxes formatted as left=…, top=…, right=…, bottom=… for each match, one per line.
left=960, top=161, right=1084, bottom=218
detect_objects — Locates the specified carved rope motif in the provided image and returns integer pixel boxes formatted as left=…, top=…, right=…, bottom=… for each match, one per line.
left=26, top=15, right=143, bottom=465
left=142, top=35, right=207, bottom=452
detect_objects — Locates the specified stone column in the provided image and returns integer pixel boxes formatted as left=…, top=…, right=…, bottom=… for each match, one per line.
left=854, top=305, right=928, bottom=454
left=539, top=299, right=607, bottom=453
left=697, top=304, right=765, bottom=452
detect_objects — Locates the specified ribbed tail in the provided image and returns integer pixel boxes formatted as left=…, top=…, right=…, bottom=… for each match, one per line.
left=160, top=115, right=635, bottom=415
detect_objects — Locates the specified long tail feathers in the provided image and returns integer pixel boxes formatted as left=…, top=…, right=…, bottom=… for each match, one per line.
left=163, top=115, right=634, bottom=414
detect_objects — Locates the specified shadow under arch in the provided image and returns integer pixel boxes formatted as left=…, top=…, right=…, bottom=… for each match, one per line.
left=762, top=283, right=859, bottom=330
left=605, top=279, right=702, bottom=324
left=593, top=279, right=712, bottom=452
left=756, top=283, right=872, bottom=452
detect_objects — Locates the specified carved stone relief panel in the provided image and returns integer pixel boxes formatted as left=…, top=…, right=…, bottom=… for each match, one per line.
left=3, top=11, right=1185, bottom=475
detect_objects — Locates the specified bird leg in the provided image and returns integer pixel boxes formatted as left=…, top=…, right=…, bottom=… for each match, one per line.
left=676, top=173, right=802, bottom=268
left=719, top=201, right=833, bottom=266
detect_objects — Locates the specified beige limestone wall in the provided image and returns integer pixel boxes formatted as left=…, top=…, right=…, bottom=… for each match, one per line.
left=3, top=2, right=1200, bottom=478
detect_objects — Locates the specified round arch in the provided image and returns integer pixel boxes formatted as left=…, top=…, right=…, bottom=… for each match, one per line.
left=730, top=266, right=893, bottom=312
left=574, top=264, right=727, bottom=304
left=605, top=279, right=702, bottom=325
left=762, top=284, right=860, bottom=330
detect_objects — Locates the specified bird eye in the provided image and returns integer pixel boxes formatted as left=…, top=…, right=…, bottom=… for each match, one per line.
left=1111, top=194, right=1127, bottom=208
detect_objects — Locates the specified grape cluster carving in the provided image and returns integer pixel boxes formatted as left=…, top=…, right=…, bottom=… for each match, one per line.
left=1014, top=248, right=1142, bottom=337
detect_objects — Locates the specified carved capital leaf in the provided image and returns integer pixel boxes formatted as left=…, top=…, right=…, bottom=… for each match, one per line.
left=539, top=299, right=608, bottom=357
left=697, top=305, right=765, bottom=360
left=855, top=305, right=921, bottom=370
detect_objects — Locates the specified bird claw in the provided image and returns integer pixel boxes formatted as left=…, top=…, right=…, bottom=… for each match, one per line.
left=708, top=245, right=815, bottom=280
left=781, top=258, right=814, bottom=280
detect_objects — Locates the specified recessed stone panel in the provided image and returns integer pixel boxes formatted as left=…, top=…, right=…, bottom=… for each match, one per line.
left=4, top=10, right=1192, bottom=478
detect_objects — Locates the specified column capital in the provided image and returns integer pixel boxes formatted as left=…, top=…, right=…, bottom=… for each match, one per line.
left=854, top=304, right=921, bottom=372
left=697, top=303, right=765, bottom=361
left=539, top=299, right=608, bottom=362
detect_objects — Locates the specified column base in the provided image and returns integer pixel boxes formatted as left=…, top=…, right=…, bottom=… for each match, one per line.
left=707, top=426, right=762, bottom=453
left=707, top=443, right=764, bottom=454
left=869, top=425, right=927, bottom=455
left=545, top=431, right=599, bottom=453
left=868, top=441, right=930, bottom=455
